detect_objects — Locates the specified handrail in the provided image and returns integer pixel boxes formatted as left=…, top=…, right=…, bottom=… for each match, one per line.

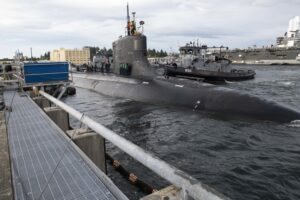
left=39, top=90, right=229, bottom=200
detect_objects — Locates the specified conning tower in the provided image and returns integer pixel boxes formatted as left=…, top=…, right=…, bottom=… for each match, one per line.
left=112, top=4, right=153, bottom=79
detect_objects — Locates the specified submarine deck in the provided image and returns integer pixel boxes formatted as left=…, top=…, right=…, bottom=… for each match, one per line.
left=3, top=91, right=118, bottom=200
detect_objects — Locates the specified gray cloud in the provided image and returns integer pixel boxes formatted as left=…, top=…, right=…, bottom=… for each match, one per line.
left=0, top=0, right=299, bottom=58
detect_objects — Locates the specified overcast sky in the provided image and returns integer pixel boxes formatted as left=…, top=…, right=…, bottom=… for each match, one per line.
left=0, top=0, right=299, bottom=58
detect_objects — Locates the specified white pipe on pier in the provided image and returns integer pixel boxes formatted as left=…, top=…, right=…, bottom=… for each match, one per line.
left=39, top=90, right=229, bottom=200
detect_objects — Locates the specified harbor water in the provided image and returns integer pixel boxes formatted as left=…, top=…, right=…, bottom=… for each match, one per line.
left=64, top=65, right=300, bottom=200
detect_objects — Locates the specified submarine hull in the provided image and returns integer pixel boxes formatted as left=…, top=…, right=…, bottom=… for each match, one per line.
left=72, top=73, right=300, bottom=123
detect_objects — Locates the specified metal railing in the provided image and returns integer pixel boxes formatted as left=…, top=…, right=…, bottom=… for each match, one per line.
left=39, top=90, right=229, bottom=200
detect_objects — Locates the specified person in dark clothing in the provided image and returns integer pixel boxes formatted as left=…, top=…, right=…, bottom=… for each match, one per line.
left=105, top=62, right=111, bottom=73
left=100, top=63, right=104, bottom=73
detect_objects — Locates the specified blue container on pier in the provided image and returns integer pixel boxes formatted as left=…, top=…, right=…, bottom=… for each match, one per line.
left=23, top=62, right=69, bottom=84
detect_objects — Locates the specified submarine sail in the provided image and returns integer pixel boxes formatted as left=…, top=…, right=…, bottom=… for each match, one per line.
left=72, top=5, right=300, bottom=123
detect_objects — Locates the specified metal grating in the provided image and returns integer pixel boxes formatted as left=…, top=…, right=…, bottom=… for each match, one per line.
left=4, top=91, right=118, bottom=200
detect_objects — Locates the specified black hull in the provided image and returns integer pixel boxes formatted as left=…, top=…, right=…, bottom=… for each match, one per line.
left=165, top=67, right=255, bottom=81
left=72, top=74, right=300, bottom=123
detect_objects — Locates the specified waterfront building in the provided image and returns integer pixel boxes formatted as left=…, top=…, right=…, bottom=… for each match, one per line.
left=50, top=47, right=91, bottom=65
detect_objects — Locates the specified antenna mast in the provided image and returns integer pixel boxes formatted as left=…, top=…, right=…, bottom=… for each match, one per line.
left=30, top=47, right=33, bottom=61
left=127, top=3, right=131, bottom=36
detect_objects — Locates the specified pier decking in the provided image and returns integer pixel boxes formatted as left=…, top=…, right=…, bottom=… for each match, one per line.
left=4, top=91, right=119, bottom=200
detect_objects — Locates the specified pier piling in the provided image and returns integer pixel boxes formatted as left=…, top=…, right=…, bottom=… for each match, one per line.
left=32, top=96, right=50, bottom=109
left=66, top=128, right=107, bottom=173
left=44, top=106, right=70, bottom=132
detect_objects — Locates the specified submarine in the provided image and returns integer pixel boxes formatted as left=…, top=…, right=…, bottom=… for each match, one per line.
left=72, top=6, right=300, bottom=123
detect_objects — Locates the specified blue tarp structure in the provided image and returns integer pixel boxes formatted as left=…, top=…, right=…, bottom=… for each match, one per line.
left=23, top=62, right=69, bottom=84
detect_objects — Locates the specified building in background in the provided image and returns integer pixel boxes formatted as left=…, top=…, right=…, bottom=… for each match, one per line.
left=219, top=16, right=300, bottom=65
left=50, top=47, right=91, bottom=65
left=275, top=16, right=300, bottom=47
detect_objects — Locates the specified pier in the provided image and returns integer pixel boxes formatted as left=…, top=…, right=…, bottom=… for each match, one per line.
left=3, top=91, right=126, bottom=200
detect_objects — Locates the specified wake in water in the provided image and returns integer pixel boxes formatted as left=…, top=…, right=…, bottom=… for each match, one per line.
left=278, top=81, right=295, bottom=86
left=289, top=120, right=300, bottom=127
left=224, top=79, right=236, bottom=84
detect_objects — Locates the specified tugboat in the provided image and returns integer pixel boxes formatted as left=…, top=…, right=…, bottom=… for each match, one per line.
left=164, top=44, right=256, bottom=83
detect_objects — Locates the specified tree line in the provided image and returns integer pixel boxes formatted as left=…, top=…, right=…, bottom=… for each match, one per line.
left=147, top=49, right=168, bottom=57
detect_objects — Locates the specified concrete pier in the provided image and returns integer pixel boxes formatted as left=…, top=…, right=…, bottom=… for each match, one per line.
left=0, top=111, right=13, bottom=200
left=32, top=96, right=51, bottom=109
left=43, top=103, right=106, bottom=173
left=66, top=128, right=106, bottom=173
left=44, top=106, right=70, bottom=132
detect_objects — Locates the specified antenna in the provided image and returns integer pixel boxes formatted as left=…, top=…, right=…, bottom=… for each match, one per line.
left=127, top=3, right=131, bottom=36
left=30, top=47, right=33, bottom=61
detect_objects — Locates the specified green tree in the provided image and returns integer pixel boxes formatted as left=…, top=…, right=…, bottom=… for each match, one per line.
left=147, top=49, right=167, bottom=57
left=40, top=51, right=50, bottom=60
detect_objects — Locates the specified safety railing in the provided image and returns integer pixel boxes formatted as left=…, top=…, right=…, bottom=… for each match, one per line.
left=39, top=90, right=229, bottom=200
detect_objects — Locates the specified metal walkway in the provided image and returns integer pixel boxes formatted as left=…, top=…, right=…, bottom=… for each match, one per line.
left=4, top=91, right=119, bottom=200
